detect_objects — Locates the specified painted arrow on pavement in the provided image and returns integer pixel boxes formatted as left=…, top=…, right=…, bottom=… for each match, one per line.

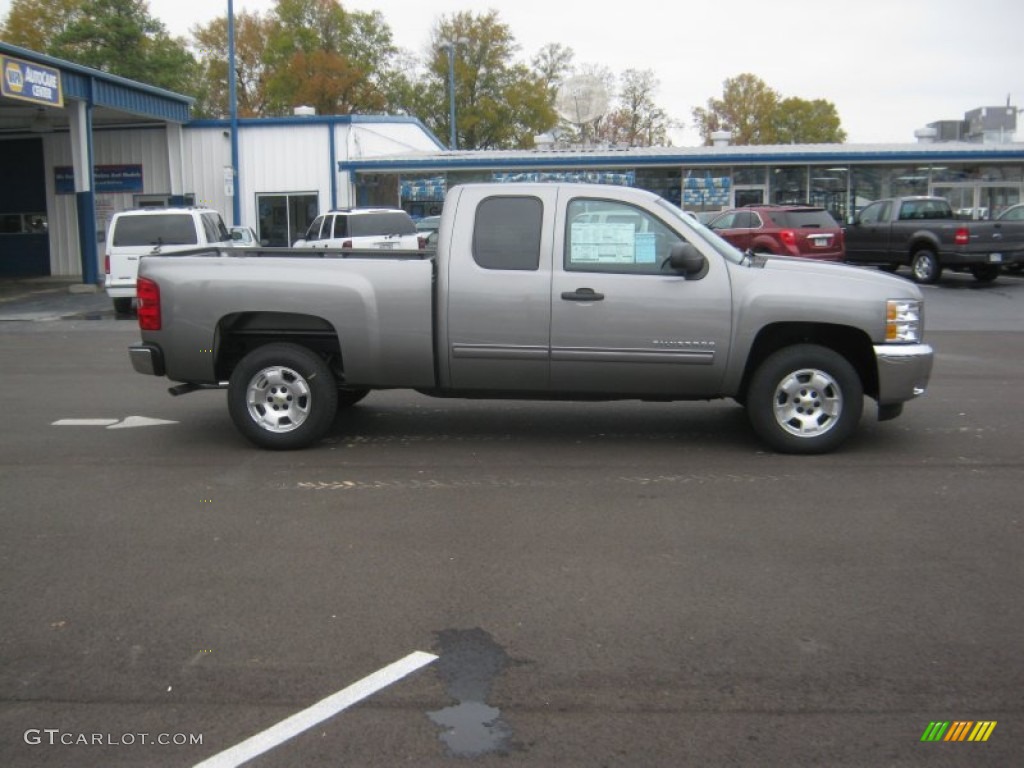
left=52, top=416, right=178, bottom=429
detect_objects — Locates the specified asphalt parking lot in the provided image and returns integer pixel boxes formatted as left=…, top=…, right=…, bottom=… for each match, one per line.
left=1, top=271, right=1022, bottom=766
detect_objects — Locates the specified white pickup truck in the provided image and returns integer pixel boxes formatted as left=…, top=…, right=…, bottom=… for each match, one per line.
left=129, top=183, right=934, bottom=454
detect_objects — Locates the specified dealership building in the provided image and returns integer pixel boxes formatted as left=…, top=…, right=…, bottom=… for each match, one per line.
left=3, top=41, right=1023, bottom=280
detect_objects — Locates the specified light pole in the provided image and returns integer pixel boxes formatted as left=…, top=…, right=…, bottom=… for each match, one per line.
left=227, top=0, right=240, bottom=225
left=439, top=38, right=468, bottom=150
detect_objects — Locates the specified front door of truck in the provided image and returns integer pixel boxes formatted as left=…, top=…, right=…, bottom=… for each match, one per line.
left=442, top=186, right=558, bottom=392
left=549, top=195, right=733, bottom=397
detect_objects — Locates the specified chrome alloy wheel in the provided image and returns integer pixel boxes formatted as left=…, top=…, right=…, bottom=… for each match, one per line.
left=772, top=367, right=843, bottom=438
left=245, top=365, right=312, bottom=433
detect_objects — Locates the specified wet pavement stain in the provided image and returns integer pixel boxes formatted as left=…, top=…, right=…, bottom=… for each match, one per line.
left=428, top=627, right=514, bottom=757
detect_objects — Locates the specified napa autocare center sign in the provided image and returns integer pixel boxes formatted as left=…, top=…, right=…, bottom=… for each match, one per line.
left=1, top=55, right=63, bottom=107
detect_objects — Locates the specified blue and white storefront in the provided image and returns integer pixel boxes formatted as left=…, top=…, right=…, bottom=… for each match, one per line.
left=4, top=41, right=1024, bottom=280
left=0, top=43, right=444, bottom=278
left=346, top=143, right=1024, bottom=227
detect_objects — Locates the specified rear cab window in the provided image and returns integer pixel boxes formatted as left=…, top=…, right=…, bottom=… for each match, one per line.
left=351, top=212, right=416, bottom=237
left=112, top=214, right=198, bottom=246
left=472, top=197, right=542, bottom=270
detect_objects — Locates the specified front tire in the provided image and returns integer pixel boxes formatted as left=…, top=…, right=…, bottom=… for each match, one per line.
left=227, top=343, right=338, bottom=450
left=910, top=249, right=941, bottom=284
left=746, top=344, right=863, bottom=454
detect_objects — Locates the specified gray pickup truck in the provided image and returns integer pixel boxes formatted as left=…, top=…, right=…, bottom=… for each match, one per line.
left=129, top=183, right=933, bottom=454
left=844, top=196, right=1024, bottom=283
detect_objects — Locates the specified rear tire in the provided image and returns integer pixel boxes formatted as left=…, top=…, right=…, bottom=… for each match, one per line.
left=910, top=249, right=941, bottom=284
left=113, top=297, right=133, bottom=314
left=746, top=344, right=863, bottom=454
left=970, top=264, right=1000, bottom=283
left=227, top=343, right=337, bottom=450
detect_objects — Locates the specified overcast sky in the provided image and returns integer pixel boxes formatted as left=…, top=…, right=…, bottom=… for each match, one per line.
left=4, top=0, right=1022, bottom=145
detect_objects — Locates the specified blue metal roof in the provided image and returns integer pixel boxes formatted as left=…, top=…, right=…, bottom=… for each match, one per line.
left=339, top=142, right=1024, bottom=173
left=1, top=42, right=192, bottom=122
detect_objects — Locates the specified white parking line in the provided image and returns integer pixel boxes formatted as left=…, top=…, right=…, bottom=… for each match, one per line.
left=193, top=650, right=438, bottom=768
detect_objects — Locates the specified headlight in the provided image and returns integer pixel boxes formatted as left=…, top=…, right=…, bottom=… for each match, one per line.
left=886, top=299, right=922, bottom=343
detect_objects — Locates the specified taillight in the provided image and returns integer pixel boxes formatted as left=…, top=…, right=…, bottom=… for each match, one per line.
left=954, top=227, right=970, bottom=246
left=418, top=235, right=427, bottom=250
left=136, top=277, right=161, bottom=331
left=779, top=230, right=798, bottom=248
left=104, top=255, right=110, bottom=275
left=341, top=239, right=353, bottom=249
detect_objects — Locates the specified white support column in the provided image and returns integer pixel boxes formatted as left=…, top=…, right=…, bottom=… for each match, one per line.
left=67, top=99, right=91, bottom=195
left=166, top=122, right=185, bottom=200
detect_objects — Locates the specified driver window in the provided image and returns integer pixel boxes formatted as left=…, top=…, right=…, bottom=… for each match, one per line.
left=566, top=199, right=685, bottom=274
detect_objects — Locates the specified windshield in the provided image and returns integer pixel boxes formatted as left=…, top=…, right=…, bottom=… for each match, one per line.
left=654, top=198, right=745, bottom=264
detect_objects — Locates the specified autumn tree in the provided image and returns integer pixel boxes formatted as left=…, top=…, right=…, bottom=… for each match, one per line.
left=190, top=12, right=276, bottom=118
left=0, top=0, right=85, bottom=52
left=692, top=73, right=780, bottom=145
left=693, top=73, right=845, bottom=145
left=773, top=97, right=846, bottom=144
left=425, top=11, right=557, bottom=150
left=262, top=0, right=395, bottom=115
left=595, top=69, right=673, bottom=147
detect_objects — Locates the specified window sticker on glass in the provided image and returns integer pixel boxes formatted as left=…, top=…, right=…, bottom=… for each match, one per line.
left=571, top=222, right=636, bottom=264
left=634, top=232, right=657, bottom=263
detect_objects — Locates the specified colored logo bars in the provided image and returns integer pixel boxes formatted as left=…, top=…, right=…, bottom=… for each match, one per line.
left=920, top=721, right=997, bottom=742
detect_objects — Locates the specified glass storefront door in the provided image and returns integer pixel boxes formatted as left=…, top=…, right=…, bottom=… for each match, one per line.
left=256, top=193, right=319, bottom=246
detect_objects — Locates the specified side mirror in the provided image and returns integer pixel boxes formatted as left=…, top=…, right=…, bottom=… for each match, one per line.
left=667, top=242, right=708, bottom=278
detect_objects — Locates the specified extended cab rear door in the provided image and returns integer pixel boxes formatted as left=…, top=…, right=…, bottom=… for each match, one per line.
left=441, top=185, right=558, bottom=392
left=549, top=193, right=733, bottom=397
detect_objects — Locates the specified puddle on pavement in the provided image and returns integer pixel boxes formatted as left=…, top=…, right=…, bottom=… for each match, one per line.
left=427, top=627, right=514, bottom=757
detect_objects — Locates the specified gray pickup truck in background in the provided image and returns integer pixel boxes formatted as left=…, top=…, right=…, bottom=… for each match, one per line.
left=843, top=195, right=1024, bottom=283
left=129, top=183, right=933, bottom=454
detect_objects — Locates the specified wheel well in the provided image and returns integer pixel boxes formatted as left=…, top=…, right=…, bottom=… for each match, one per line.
left=908, top=239, right=937, bottom=258
left=215, top=312, right=343, bottom=381
left=739, top=323, right=878, bottom=400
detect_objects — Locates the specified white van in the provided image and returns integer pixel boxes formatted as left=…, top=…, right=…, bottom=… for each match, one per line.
left=104, top=208, right=232, bottom=313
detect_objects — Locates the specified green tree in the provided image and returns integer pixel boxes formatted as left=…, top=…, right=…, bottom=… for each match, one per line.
left=426, top=10, right=557, bottom=150
left=773, top=97, right=846, bottom=144
left=48, top=0, right=195, bottom=92
left=0, top=0, right=86, bottom=52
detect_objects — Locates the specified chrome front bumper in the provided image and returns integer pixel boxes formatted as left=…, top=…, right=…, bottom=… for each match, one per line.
left=874, top=343, right=934, bottom=405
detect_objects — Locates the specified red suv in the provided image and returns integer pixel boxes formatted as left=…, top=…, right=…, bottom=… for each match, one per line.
left=708, top=204, right=845, bottom=261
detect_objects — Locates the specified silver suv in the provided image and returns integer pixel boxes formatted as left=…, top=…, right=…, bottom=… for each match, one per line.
left=293, top=208, right=423, bottom=250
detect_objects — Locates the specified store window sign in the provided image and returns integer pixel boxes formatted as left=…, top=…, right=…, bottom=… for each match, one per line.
left=1, top=55, right=63, bottom=107
left=54, top=165, right=144, bottom=194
